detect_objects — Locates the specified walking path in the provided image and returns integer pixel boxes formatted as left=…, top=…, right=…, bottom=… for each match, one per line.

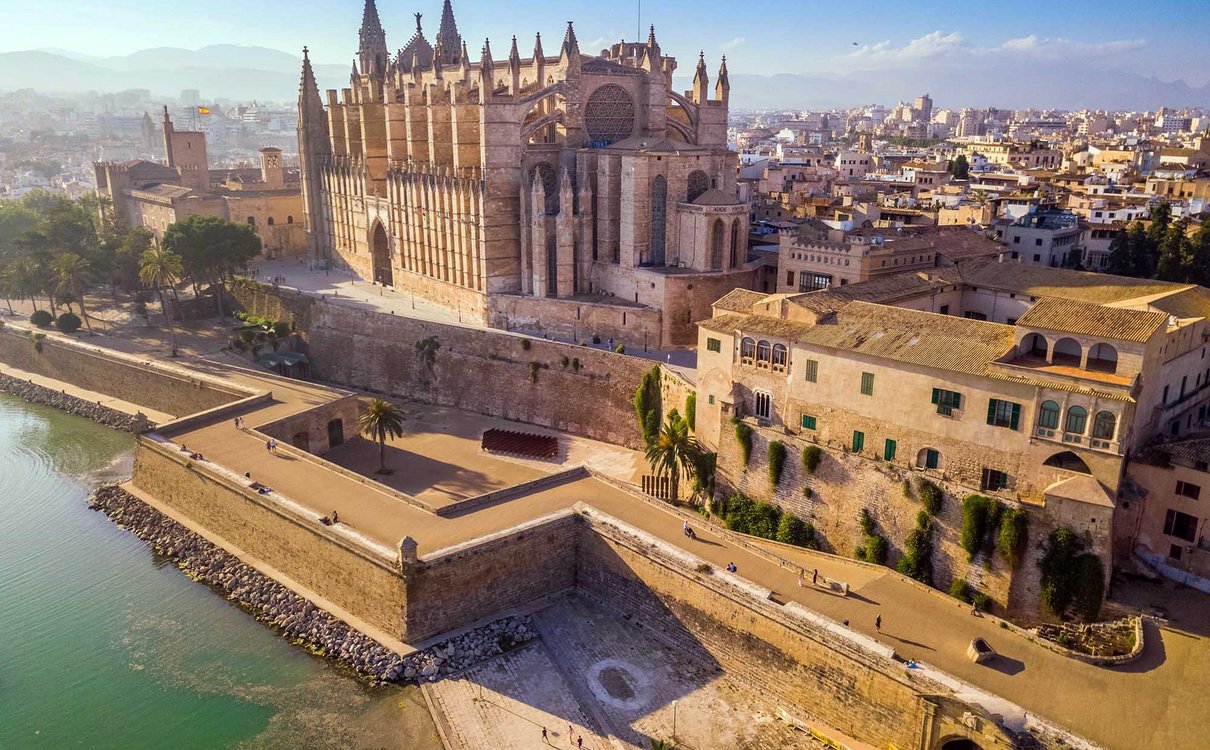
left=12, top=327, right=1208, bottom=750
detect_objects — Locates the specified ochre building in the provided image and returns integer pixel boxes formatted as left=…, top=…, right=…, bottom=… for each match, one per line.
left=297, top=0, right=756, bottom=346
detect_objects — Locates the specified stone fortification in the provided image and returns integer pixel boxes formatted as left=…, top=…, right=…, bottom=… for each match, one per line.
left=230, top=280, right=674, bottom=448
left=0, top=371, right=147, bottom=431
left=0, top=328, right=243, bottom=418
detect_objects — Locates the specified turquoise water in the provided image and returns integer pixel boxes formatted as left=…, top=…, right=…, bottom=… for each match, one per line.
left=0, top=395, right=439, bottom=749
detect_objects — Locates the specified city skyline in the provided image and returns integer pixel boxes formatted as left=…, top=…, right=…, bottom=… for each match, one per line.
left=5, top=0, right=1208, bottom=87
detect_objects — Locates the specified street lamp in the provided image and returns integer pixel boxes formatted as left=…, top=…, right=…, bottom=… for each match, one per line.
left=671, top=699, right=677, bottom=739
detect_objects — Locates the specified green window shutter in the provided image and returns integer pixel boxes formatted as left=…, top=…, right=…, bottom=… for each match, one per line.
left=801, top=415, right=817, bottom=430
left=925, top=449, right=939, bottom=469
left=861, top=372, right=874, bottom=396
left=884, top=438, right=897, bottom=461
left=1010, top=403, right=1021, bottom=431
left=931, top=388, right=940, bottom=405
left=852, top=430, right=864, bottom=453
left=981, top=468, right=990, bottom=490
left=805, top=359, right=818, bottom=382
left=987, top=399, right=998, bottom=425
left=954, top=393, right=962, bottom=410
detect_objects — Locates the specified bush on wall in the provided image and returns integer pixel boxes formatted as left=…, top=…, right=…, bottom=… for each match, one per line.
left=917, top=478, right=943, bottom=516
left=767, top=440, right=786, bottom=486
left=802, top=445, right=822, bottom=475
left=960, top=495, right=994, bottom=560
left=734, top=422, right=753, bottom=464
left=998, top=507, right=1029, bottom=568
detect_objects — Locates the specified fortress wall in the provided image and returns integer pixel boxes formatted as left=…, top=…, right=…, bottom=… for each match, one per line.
left=131, top=438, right=408, bottom=638
left=0, top=328, right=244, bottom=418
left=404, top=512, right=580, bottom=643
left=230, top=281, right=655, bottom=448
left=577, top=512, right=926, bottom=750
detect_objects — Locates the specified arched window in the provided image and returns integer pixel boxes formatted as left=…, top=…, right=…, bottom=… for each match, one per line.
left=772, top=343, right=788, bottom=370
left=687, top=170, right=709, bottom=202
left=1038, top=400, right=1060, bottom=429
left=531, top=162, right=559, bottom=215
left=286, top=215, right=294, bottom=224
left=1065, top=405, right=1088, bottom=434
left=1088, top=342, right=1118, bottom=373
left=756, top=340, right=772, bottom=363
left=246, top=216, right=256, bottom=225
left=754, top=390, right=772, bottom=420
left=649, top=175, right=667, bottom=265
left=916, top=447, right=941, bottom=470
left=740, top=337, right=756, bottom=362
left=1093, top=411, right=1117, bottom=440
left=730, top=219, right=741, bottom=268
left=1022, top=332, right=1048, bottom=358
left=710, top=219, right=724, bottom=271
left=545, top=234, right=558, bottom=298
left=267, top=216, right=275, bottom=226
left=1053, top=337, right=1082, bottom=366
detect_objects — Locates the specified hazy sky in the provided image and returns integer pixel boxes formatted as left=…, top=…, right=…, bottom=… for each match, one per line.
left=5, top=0, right=1207, bottom=84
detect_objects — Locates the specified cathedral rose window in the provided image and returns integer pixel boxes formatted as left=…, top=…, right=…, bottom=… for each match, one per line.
left=584, top=84, right=636, bottom=146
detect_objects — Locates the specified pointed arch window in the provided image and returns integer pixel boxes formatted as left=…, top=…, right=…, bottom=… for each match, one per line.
left=649, top=175, right=667, bottom=265
left=710, top=219, right=724, bottom=271
left=730, top=219, right=740, bottom=268
left=687, top=170, right=709, bottom=202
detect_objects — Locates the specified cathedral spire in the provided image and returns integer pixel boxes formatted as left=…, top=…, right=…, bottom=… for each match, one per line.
left=357, top=0, right=389, bottom=77
left=508, top=36, right=521, bottom=94
left=436, top=0, right=461, bottom=65
left=533, top=31, right=544, bottom=60
left=715, top=55, right=730, bottom=103
left=691, top=51, right=709, bottom=104
left=299, top=47, right=324, bottom=116
left=647, top=24, right=658, bottom=48
left=560, top=21, right=579, bottom=58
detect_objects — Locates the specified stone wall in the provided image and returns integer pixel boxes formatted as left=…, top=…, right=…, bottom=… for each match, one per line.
left=256, top=393, right=361, bottom=455
left=0, top=328, right=243, bottom=419
left=716, top=422, right=1060, bottom=616
left=131, top=438, right=408, bottom=638
left=404, top=513, right=580, bottom=642
left=487, top=294, right=662, bottom=352
left=0, top=371, right=145, bottom=431
left=575, top=512, right=1022, bottom=750
left=229, top=281, right=654, bottom=448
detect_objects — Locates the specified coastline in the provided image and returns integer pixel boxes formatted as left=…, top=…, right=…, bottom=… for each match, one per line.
left=0, top=371, right=147, bottom=432
left=88, top=484, right=538, bottom=685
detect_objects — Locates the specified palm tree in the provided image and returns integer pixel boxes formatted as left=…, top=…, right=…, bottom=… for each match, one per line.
left=358, top=398, right=406, bottom=475
left=644, top=411, right=702, bottom=502
left=52, top=252, right=94, bottom=333
left=138, top=244, right=184, bottom=357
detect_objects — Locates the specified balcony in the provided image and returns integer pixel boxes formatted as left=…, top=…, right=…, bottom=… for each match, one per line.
left=1034, top=425, right=1121, bottom=455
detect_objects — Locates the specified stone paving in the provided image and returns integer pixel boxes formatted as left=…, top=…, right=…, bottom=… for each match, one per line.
left=426, top=594, right=813, bottom=750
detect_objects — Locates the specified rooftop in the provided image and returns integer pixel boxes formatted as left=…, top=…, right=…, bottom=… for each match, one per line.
left=1015, top=298, right=1169, bottom=343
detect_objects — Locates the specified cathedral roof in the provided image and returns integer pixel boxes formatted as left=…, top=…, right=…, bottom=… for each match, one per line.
left=690, top=188, right=740, bottom=206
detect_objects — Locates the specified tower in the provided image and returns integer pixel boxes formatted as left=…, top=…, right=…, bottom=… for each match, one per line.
left=435, top=0, right=462, bottom=66
left=297, top=47, right=332, bottom=265
left=358, top=0, right=389, bottom=78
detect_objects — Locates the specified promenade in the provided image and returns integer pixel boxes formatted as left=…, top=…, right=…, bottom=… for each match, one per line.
left=8, top=320, right=1207, bottom=750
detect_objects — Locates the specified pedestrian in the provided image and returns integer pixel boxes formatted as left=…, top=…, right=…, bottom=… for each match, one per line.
left=568, top=723, right=574, bottom=740
left=577, top=736, right=583, bottom=749
left=541, top=727, right=548, bottom=743
left=875, top=614, right=882, bottom=632
left=726, top=562, right=737, bottom=573
left=266, top=439, right=272, bottom=452
left=244, top=471, right=251, bottom=479
left=683, top=520, right=691, bottom=537
left=797, top=569, right=804, bottom=588
left=331, top=510, right=340, bottom=524
left=812, top=568, right=818, bottom=585
left=842, top=619, right=849, bottom=627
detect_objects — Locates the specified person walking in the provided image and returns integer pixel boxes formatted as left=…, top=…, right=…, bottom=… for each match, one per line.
left=797, top=569, right=804, bottom=588
left=577, top=736, right=583, bottom=749
left=541, top=727, right=548, bottom=744
left=265, top=439, right=272, bottom=452
left=875, top=614, right=882, bottom=633
left=811, top=568, right=818, bottom=585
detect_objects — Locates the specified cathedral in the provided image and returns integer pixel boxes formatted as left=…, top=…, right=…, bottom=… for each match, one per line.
left=298, top=0, right=755, bottom=346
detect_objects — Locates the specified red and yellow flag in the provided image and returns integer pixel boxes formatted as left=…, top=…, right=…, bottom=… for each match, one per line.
left=198, top=106, right=211, bottom=115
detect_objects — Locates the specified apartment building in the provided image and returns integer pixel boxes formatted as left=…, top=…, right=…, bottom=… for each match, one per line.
left=991, top=209, right=1084, bottom=267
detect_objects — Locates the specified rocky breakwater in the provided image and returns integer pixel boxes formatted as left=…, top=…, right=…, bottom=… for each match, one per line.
left=88, top=485, right=538, bottom=683
left=0, top=372, right=148, bottom=432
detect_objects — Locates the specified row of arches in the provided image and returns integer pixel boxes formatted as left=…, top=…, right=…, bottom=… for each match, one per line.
left=916, top=446, right=1095, bottom=476
left=1021, top=333, right=1119, bottom=374
left=740, top=337, right=788, bottom=370
left=246, top=215, right=295, bottom=226
left=1037, top=401, right=1117, bottom=441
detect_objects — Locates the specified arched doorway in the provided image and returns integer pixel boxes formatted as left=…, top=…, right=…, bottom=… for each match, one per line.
left=371, top=222, right=393, bottom=287
left=940, top=740, right=981, bottom=750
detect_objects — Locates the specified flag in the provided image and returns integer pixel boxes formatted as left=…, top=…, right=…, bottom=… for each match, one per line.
left=198, top=106, right=211, bottom=115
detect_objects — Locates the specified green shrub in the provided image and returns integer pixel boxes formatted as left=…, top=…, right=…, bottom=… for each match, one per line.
left=860, top=534, right=889, bottom=564
left=897, top=512, right=934, bottom=585
left=735, top=422, right=753, bottom=464
left=902, top=479, right=912, bottom=499
left=30, top=309, right=53, bottom=327
left=684, top=392, right=696, bottom=430
left=776, top=514, right=817, bottom=548
left=634, top=367, right=662, bottom=446
left=768, top=440, right=787, bottom=486
left=1072, top=553, right=1105, bottom=621
left=802, top=486, right=813, bottom=498
left=1039, top=527, right=1082, bottom=616
left=960, top=495, right=994, bottom=560
left=55, top=312, right=81, bottom=333
left=802, top=445, right=822, bottom=474
left=31, top=332, right=45, bottom=353
left=998, top=508, right=1029, bottom=568
left=917, top=478, right=943, bottom=516
left=521, top=338, right=531, bottom=351
left=689, top=451, right=716, bottom=498
left=614, top=343, right=625, bottom=354
left=859, top=508, right=876, bottom=537
left=271, top=321, right=290, bottom=338
left=529, top=361, right=540, bottom=383
left=949, top=577, right=971, bottom=602
left=971, top=591, right=992, bottom=611
left=748, top=502, right=782, bottom=539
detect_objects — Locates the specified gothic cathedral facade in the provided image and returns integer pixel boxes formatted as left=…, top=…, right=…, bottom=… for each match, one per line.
left=298, top=0, right=754, bottom=346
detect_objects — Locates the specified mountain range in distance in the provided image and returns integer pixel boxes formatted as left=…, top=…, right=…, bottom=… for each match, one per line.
left=1, top=44, right=1207, bottom=111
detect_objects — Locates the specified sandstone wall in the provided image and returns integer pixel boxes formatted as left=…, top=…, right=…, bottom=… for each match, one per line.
left=575, top=514, right=1020, bottom=750
left=256, top=393, right=361, bottom=455
left=229, top=281, right=652, bottom=448
left=131, top=439, right=408, bottom=637
left=0, top=329, right=242, bottom=418
left=716, top=422, right=1062, bottom=615
left=487, top=294, right=662, bottom=351
left=404, top=513, right=580, bottom=642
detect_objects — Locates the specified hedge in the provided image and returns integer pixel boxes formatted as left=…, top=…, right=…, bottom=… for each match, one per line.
left=768, top=440, right=786, bottom=486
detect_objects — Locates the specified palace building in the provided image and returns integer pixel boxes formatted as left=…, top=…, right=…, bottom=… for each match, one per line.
left=297, top=0, right=756, bottom=346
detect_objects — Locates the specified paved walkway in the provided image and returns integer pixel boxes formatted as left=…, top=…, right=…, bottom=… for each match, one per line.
left=12, top=330, right=1209, bottom=750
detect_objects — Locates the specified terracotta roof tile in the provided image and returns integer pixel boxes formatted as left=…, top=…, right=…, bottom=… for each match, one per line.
left=1014, top=298, right=1168, bottom=343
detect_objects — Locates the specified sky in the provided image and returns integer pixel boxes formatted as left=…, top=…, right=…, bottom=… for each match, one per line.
left=3, top=0, right=1207, bottom=86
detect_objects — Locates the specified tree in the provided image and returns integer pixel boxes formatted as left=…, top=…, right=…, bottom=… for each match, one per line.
left=1156, top=218, right=1192, bottom=282
left=358, top=398, right=406, bottom=475
left=949, top=154, right=970, bottom=180
left=1189, top=223, right=1210, bottom=287
left=52, top=252, right=94, bottom=333
left=644, top=410, right=701, bottom=502
left=138, top=244, right=184, bottom=357
left=162, top=215, right=262, bottom=318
